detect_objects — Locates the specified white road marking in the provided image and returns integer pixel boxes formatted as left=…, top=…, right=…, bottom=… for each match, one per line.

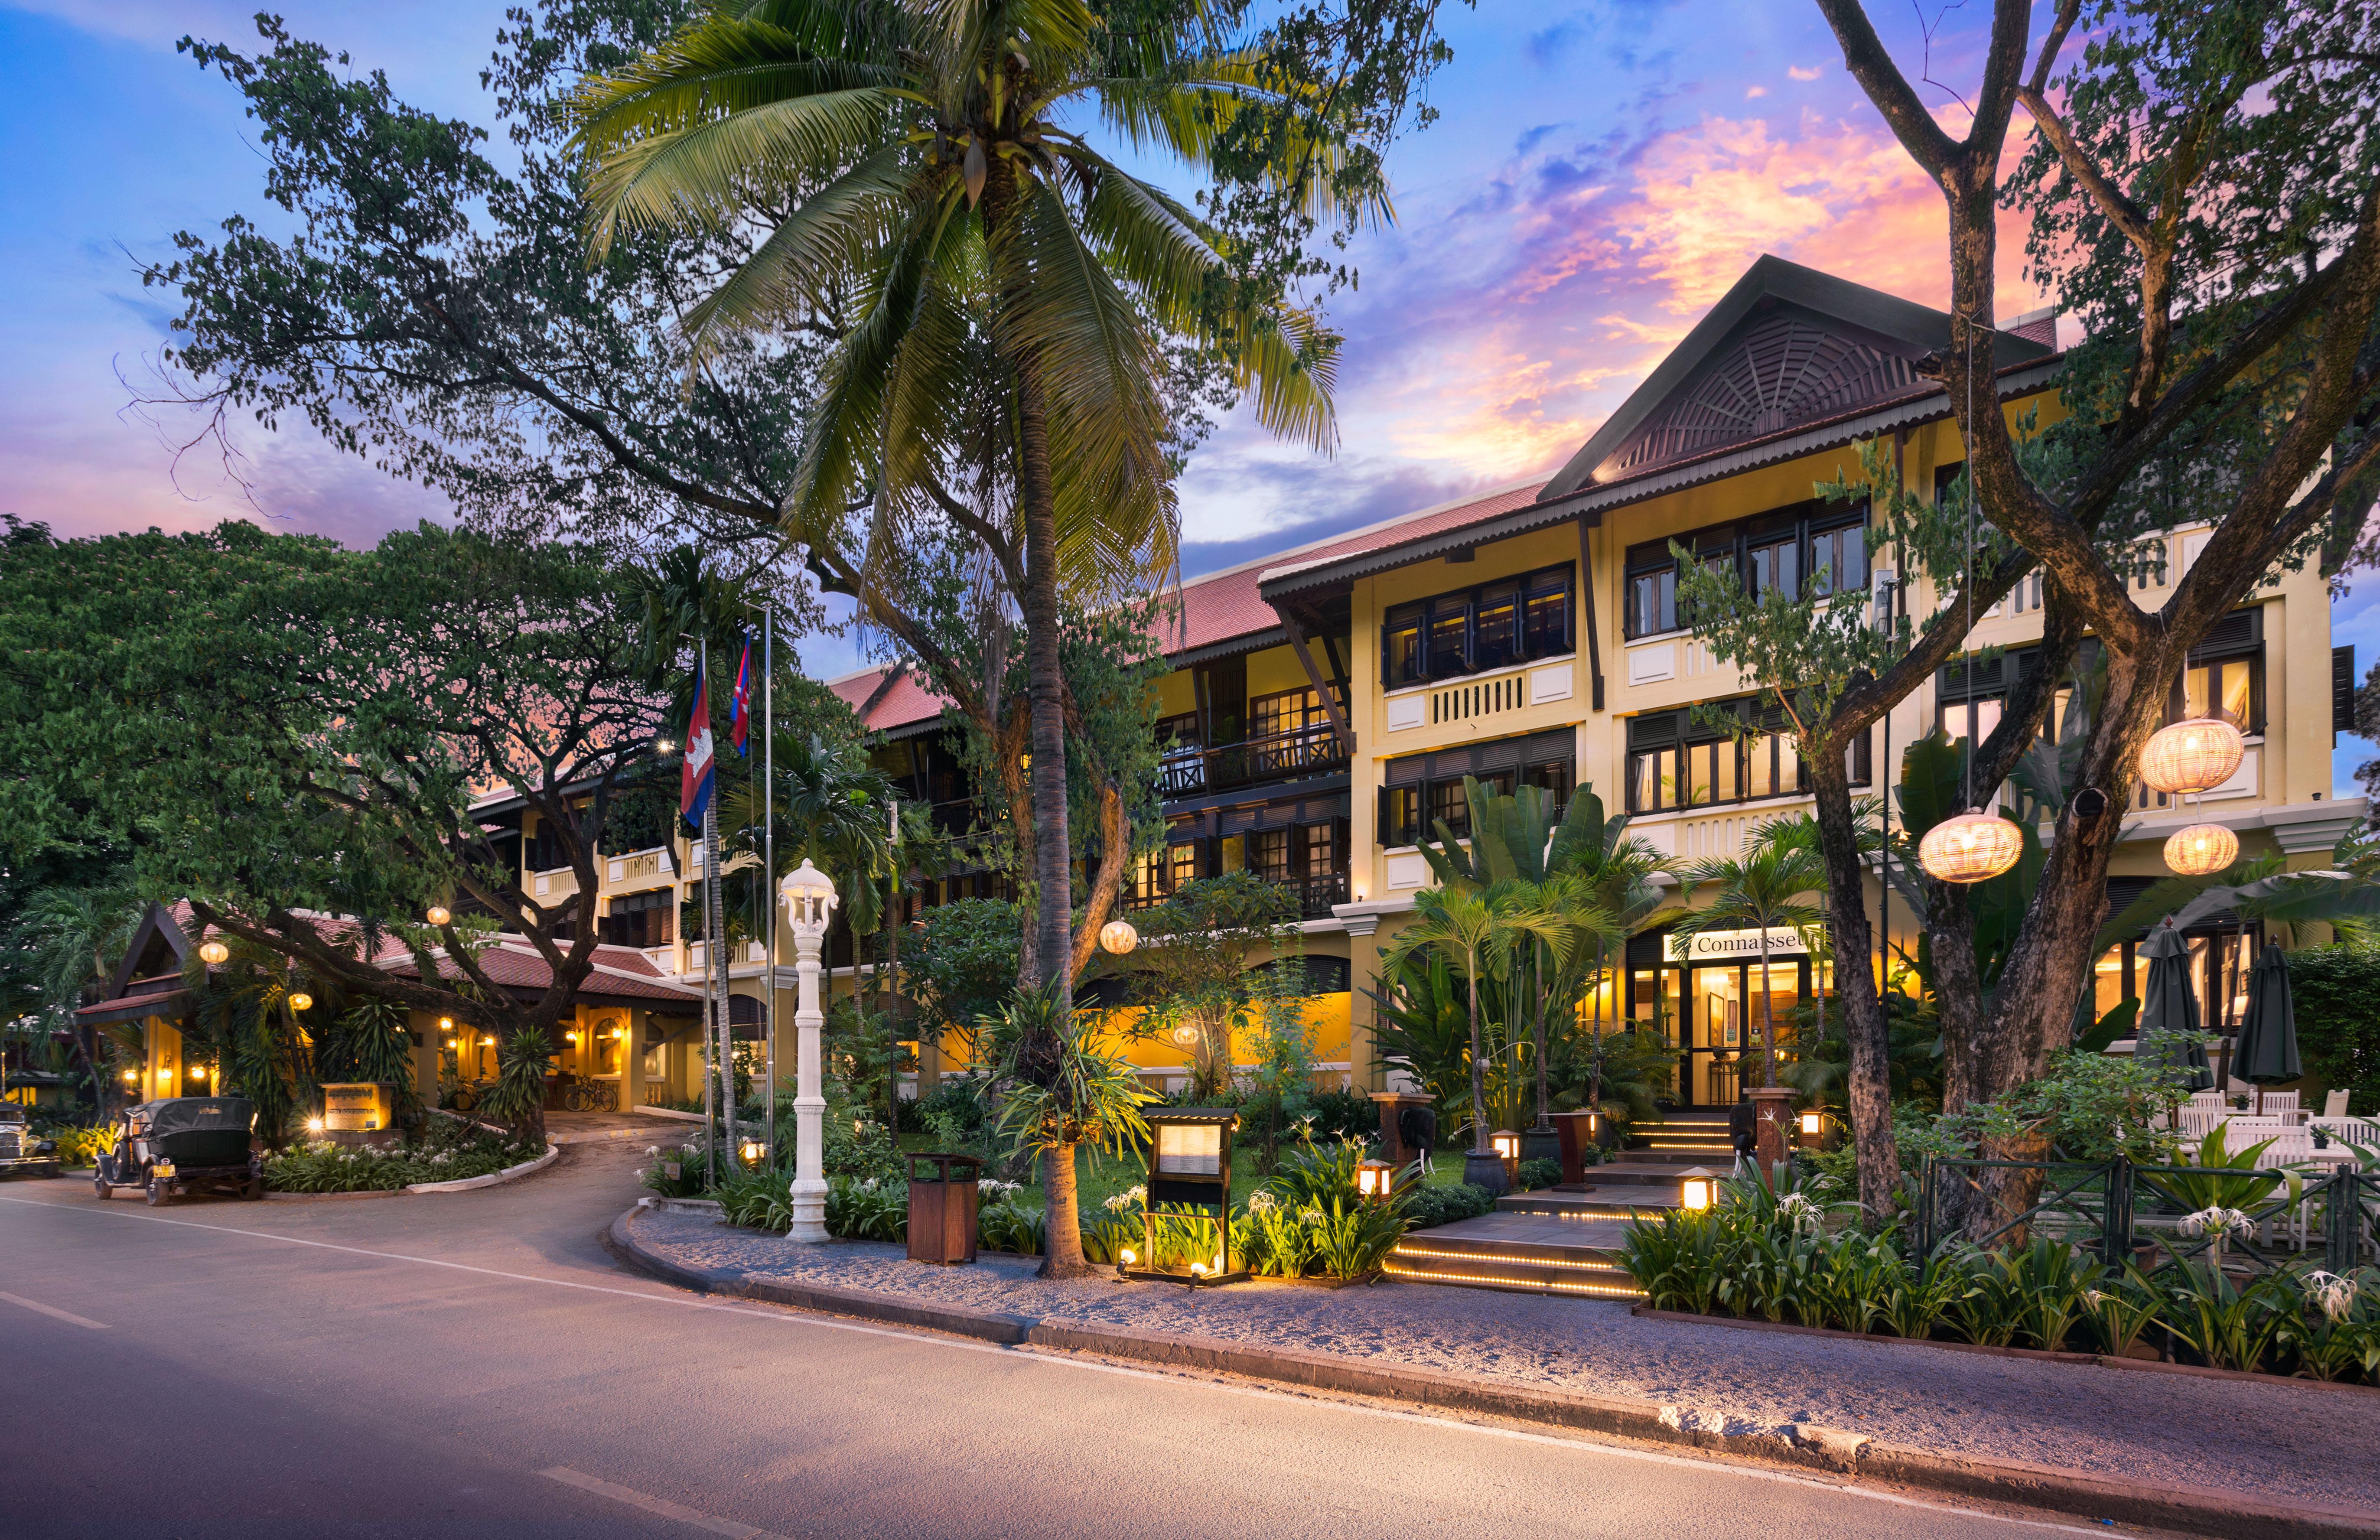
left=0, top=1289, right=108, bottom=1329
left=0, top=1195, right=2105, bottom=1534
left=541, top=1466, right=793, bottom=1540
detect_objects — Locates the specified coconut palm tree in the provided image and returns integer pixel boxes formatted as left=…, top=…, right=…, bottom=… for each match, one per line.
left=1672, top=837, right=1827, bottom=1091
left=1384, top=884, right=1570, bottom=1164
left=571, top=0, right=1345, bottom=999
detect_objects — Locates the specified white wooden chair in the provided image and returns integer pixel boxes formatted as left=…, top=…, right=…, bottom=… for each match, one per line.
left=2258, top=1090, right=2301, bottom=1116
left=2190, top=1091, right=2227, bottom=1109
left=2324, top=1089, right=2351, bottom=1118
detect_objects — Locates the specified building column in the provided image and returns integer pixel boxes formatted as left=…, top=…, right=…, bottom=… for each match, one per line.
left=1343, top=914, right=1382, bottom=1093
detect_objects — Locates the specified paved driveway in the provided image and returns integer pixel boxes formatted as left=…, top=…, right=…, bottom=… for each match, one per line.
left=0, top=1149, right=2128, bottom=1539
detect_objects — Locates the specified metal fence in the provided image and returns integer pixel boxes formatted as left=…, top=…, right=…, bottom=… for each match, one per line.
left=1915, top=1155, right=2380, bottom=1273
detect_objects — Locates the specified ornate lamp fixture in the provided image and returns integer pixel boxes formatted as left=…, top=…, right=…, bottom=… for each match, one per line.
left=287, top=991, right=313, bottom=1013
left=1097, top=918, right=1139, bottom=956
left=2164, top=822, right=2239, bottom=877
left=1918, top=809, right=2023, bottom=884
left=779, top=858, right=838, bottom=938
left=2141, top=717, right=2245, bottom=796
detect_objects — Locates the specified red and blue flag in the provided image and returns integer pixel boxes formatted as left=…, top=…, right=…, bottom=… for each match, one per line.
left=729, top=636, right=753, bottom=757
left=680, top=675, right=715, bottom=828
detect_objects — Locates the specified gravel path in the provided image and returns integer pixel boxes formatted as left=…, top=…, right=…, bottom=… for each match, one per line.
left=637, top=1207, right=2380, bottom=1511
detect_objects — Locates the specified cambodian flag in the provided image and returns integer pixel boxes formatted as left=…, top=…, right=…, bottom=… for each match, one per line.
left=729, top=636, right=753, bottom=758
left=680, top=676, right=715, bottom=828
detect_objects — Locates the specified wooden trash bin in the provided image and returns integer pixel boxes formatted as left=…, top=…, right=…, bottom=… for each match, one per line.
left=906, top=1152, right=983, bottom=1265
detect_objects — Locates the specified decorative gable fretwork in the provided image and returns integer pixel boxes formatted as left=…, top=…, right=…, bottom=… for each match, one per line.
left=1595, top=311, right=1924, bottom=481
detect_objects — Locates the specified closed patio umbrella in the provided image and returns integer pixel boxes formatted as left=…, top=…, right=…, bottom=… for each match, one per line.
left=2137, top=922, right=2213, bottom=1092
left=2230, top=942, right=2301, bottom=1111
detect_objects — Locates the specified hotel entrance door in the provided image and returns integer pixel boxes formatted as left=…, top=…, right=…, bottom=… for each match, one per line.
left=1628, top=926, right=1827, bottom=1109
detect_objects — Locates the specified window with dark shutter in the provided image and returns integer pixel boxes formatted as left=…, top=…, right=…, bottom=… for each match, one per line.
left=2337, top=645, right=2357, bottom=738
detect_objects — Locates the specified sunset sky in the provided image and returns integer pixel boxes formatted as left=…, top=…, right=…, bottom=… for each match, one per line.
left=3, top=0, right=2373, bottom=789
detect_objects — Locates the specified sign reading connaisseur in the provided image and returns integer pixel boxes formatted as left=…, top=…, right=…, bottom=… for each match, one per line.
left=1663, top=928, right=1812, bottom=964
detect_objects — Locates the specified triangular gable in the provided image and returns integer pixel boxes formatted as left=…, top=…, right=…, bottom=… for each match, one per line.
left=1540, top=254, right=2054, bottom=500
left=101, top=903, right=189, bottom=1003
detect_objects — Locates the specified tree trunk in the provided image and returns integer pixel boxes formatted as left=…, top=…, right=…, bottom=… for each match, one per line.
left=1467, top=961, right=1487, bottom=1154
left=1757, top=934, right=1777, bottom=1091
left=1532, top=941, right=1549, bottom=1127
left=1036, top=1140, right=1090, bottom=1277
left=1805, top=753, right=1900, bottom=1216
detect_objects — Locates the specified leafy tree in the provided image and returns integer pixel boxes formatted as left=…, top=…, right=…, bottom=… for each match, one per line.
left=1669, top=0, right=2380, bottom=1215
left=1381, top=884, right=1569, bottom=1157
left=1110, top=871, right=1302, bottom=1099
left=905, top=897, right=1025, bottom=1063
left=0, top=521, right=662, bottom=1053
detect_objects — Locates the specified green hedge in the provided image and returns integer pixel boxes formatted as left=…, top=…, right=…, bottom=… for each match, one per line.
left=2282, top=948, right=2380, bottom=1114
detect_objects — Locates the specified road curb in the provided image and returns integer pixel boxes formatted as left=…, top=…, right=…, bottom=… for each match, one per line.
left=407, top=1143, right=560, bottom=1194
left=609, top=1207, right=2380, bottom=1540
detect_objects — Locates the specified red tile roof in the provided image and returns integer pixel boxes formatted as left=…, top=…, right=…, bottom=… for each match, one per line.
left=825, top=477, right=1548, bottom=733
left=391, top=941, right=701, bottom=1005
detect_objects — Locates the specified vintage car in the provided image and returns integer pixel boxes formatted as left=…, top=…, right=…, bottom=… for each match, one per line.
left=95, top=1097, right=263, bottom=1204
left=0, top=1104, right=61, bottom=1179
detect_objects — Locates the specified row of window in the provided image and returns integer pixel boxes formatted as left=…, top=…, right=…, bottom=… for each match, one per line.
left=1383, top=565, right=1575, bottom=687
left=1622, top=701, right=1872, bottom=814
left=1378, top=761, right=1576, bottom=848
left=1625, top=503, right=1868, bottom=639
left=1132, top=820, right=1349, bottom=902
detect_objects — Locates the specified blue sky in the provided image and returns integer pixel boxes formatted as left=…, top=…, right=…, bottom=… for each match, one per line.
left=2, top=0, right=2372, bottom=793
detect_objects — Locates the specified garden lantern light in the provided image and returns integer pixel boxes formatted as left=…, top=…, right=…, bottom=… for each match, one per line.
left=1680, top=1166, right=1717, bottom=1211
left=1356, top=1158, right=1397, bottom=1202
left=1918, top=809, right=2022, bottom=884
left=779, top=858, right=838, bottom=938
left=1798, top=1110, right=1822, bottom=1136
left=425, top=905, right=451, bottom=927
left=2141, top=717, right=2245, bottom=795
left=189, top=1064, right=207, bottom=1083
left=1097, top=918, right=1139, bottom=956
left=287, top=992, right=313, bottom=1013
left=123, top=1070, right=137, bottom=1085
left=1169, top=1024, right=1198, bottom=1048
left=197, top=939, right=229, bottom=966
left=1490, top=1128, right=1522, bottom=1187
left=2164, top=822, right=2237, bottom=877
left=306, top=1117, right=325, bottom=1135
left=739, top=1136, right=766, bottom=1167
left=1123, top=1109, right=1246, bottom=1286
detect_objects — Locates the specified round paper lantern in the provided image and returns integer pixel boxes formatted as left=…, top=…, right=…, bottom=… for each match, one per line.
left=425, top=905, right=452, bottom=927
left=1169, top=1024, right=1200, bottom=1048
left=287, top=991, right=313, bottom=1013
left=2140, top=717, right=2245, bottom=795
left=2164, top=822, right=2238, bottom=877
left=197, top=939, right=229, bottom=966
left=1097, top=918, right=1139, bottom=956
left=1918, top=808, right=2024, bottom=884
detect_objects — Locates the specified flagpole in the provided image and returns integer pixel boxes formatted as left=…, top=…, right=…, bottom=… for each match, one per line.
left=763, top=609, right=777, bottom=1167
left=698, top=635, right=717, bottom=1189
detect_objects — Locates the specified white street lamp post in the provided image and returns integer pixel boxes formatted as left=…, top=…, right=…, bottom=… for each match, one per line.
left=779, top=859, right=837, bottom=1242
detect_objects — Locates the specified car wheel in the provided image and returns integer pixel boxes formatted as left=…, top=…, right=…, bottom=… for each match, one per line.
left=145, top=1178, right=169, bottom=1207
left=243, top=1178, right=264, bottom=1201
left=92, top=1175, right=111, bottom=1200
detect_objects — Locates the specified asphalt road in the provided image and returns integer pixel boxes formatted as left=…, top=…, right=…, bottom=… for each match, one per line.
left=1, top=1143, right=2108, bottom=1540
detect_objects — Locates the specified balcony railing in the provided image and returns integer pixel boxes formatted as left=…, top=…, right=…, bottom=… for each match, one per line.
left=1157, top=723, right=1349, bottom=799
left=1125, top=869, right=1348, bottom=921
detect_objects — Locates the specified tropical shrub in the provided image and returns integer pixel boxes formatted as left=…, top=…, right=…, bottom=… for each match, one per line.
left=1516, top=1158, right=1561, bottom=1191
left=263, top=1119, right=539, bottom=1192
left=639, top=1141, right=710, bottom=1198
left=717, top=1168, right=794, bottom=1232
left=1403, top=1182, right=1497, bottom=1230
left=2274, top=1268, right=2377, bottom=1382
left=977, top=1190, right=1048, bottom=1256
left=45, top=1125, right=111, bottom=1167
left=2285, top=949, right=2380, bottom=1120
left=824, top=1175, right=906, bottom=1243
left=1304, top=1195, right=1408, bottom=1282
left=1302, top=1087, right=1380, bottom=1146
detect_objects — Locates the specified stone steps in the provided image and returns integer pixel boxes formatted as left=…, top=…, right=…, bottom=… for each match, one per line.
left=1384, top=1212, right=1646, bottom=1299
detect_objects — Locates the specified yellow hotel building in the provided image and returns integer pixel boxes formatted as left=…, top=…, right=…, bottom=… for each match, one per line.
left=83, top=256, right=2360, bottom=1114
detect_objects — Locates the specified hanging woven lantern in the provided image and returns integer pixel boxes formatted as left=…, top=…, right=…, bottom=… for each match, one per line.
left=2164, top=821, right=2238, bottom=877
left=1918, top=808, right=2024, bottom=883
left=1097, top=918, right=1139, bottom=956
left=2140, top=717, right=2245, bottom=795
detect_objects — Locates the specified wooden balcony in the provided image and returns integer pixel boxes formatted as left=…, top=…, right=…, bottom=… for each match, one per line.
left=1156, top=723, right=1349, bottom=800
